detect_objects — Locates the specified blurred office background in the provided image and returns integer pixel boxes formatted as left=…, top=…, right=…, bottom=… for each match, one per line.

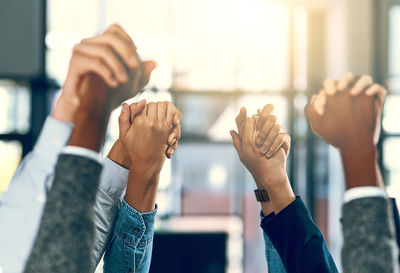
left=1, top=0, right=400, bottom=272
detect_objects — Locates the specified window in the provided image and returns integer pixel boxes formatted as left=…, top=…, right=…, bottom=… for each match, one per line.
left=0, top=81, right=30, bottom=195
left=380, top=2, right=400, bottom=200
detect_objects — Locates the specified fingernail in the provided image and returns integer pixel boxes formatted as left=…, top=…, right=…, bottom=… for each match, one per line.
left=260, top=146, right=267, bottom=154
left=112, top=79, right=119, bottom=87
left=267, top=151, right=272, bottom=157
left=121, top=104, right=127, bottom=112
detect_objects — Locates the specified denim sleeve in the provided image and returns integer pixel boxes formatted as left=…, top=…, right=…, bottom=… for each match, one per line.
left=103, top=199, right=157, bottom=273
left=90, top=157, right=129, bottom=272
left=261, top=212, right=287, bottom=273
left=0, top=116, right=73, bottom=273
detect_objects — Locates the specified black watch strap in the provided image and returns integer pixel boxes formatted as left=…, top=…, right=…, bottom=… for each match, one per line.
left=254, top=189, right=270, bottom=202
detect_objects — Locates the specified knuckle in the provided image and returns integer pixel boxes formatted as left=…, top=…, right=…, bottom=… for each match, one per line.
left=269, top=115, right=277, bottom=123
left=108, top=23, right=121, bottom=32
left=94, top=58, right=103, bottom=67
left=72, top=44, right=81, bottom=53
left=362, top=74, right=373, bottom=81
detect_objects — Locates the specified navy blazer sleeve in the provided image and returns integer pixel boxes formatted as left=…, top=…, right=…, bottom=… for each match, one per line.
left=261, top=197, right=338, bottom=273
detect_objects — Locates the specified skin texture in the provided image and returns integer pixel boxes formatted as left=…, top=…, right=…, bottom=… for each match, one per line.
left=52, top=24, right=156, bottom=124
left=254, top=104, right=291, bottom=157
left=231, top=106, right=295, bottom=214
left=119, top=102, right=181, bottom=212
left=59, top=24, right=180, bottom=156
left=107, top=100, right=182, bottom=168
left=57, top=24, right=155, bottom=152
left=305, top=73, right=387, bottom=189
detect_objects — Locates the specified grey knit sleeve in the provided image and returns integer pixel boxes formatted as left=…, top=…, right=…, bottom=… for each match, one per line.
left=23, top=153, right=103, bottom=273
left=341, top=197, right=399, bottom=273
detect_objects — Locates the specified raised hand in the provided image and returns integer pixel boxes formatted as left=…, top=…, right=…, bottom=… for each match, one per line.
left=231, top=107, right=294, bottom=213
left=53, top=24, right=156, bottom=123
left=305, top=73, right=387, bottom=149
left=235, top=105, right=291, bottom=158
left=118, top=101, right=181, bottom=212
left=254, top=104, right=291, bottom=157
left=119, top=101, right=180, bottom=178
left=305, top=73, right=387, bottom=189
left=231, top=108, right=288, bottom=187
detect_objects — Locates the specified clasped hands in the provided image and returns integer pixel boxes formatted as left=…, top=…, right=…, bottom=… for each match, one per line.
left=305, top=72, right=387, bottom=189
left=306, top=72, right=386, bottom=150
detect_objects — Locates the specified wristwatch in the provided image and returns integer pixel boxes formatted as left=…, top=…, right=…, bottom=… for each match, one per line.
left=254, top=189, right=270, bottom=202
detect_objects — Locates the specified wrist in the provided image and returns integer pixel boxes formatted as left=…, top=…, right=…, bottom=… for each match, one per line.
left=107, top=139, right=130, bottom=169
left=68, top=104, right=110, bottom=152
left=125, top=172, right=160, bottom=213
left=52, top=94, right=80, bottom=123
left=68, top=75, right=111, bottom=151
left=255, top=167, right=287, bottom=190
left=260, top=201, right=274, bottom=216
left=260, top=175, right=295, bottom=214
left=340, top=144, right=380, bottom=189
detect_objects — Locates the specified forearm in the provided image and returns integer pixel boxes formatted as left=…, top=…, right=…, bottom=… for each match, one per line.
left=257, top=173, right=295, bottom=214
left=253, top=177, right=275, bottom=215
left=340, top=145, right=383, bottom=190
left=125, top=171, right=159, bottom=213
left=51, top=93, right=80, bottom=123
left=68, top=75, right=111, bottom=152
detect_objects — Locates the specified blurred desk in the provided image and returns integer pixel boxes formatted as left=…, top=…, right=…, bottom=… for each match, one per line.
left=152, top=216, right=243, bottom=273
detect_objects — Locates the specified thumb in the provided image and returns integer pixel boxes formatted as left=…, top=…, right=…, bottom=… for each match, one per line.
left=230, top=130, right=242, bottom=156
left=131, top=99, right=147, bottom=118
left=139, top=60, right=157, bottom=88
left=305, top=96, right=323, bottom=132
left=118, top=103, right=131, bottom=138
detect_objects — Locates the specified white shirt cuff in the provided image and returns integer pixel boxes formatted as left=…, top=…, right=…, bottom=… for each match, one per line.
left=98, top=157, right=129, bottom=197
left=344, top=186, right=387, bottom=204
left=62, top=146, right=102, bottom=164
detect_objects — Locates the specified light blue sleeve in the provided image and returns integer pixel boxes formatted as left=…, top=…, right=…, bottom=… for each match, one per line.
left=261, top=212, right=287, bottom=273
left=0, top=116, right=73, bottom=273
left=103, top=199, right=157, bottom=273
left=90, top=157, right=129, bottom=272
left=263, top=231, right=287, bottom=273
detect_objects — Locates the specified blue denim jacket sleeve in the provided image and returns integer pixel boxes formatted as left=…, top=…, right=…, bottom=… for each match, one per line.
left=261, top=211, right=287, bottom=273
left=103, top=199, right=157, bottom=273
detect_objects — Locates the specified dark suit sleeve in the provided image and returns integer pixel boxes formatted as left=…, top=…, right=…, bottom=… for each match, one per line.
left=23, top=154, right=102, bottom=273
left=261, top=197, right=338, bottom=273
